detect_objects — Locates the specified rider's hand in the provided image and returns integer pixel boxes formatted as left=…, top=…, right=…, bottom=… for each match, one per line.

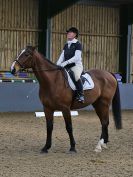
left=61, top=61, right=68, bottom=67
left=57, top=65, right=63, bottom=70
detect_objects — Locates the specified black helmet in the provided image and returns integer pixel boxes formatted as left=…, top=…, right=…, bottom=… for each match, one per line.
left=66, top=27, right=79, bottom=38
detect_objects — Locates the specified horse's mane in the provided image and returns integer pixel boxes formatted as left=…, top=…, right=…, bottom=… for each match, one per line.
left=36, top=51, right=58, bottom=68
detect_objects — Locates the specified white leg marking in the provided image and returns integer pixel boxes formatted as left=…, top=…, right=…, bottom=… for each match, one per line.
left=94, top=139, right=107, bottom=152
left=101, top=143, right=108, bottom=149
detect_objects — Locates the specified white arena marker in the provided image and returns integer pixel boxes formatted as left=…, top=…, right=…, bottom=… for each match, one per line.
left=35, top=111, right=79, bottom=118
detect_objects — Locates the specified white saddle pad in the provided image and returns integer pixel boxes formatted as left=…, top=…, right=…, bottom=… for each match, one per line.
left=66, top=72, right=94, bottom=91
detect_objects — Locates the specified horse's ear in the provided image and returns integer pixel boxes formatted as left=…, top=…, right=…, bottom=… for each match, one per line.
left=26, top=43, right=32, bottom=48
left=26, top=44, right=38, bottom=51
left=31, top=45, right=38, bottom=51
left=32, top=46, right=36, bottom=51
left=34, top=45, right=38, bottom=49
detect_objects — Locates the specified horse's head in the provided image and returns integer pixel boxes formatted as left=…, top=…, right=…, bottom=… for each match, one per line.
left=11, top=45, right=36, bottom=75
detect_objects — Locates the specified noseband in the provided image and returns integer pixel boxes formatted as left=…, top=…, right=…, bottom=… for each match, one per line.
left=14, top=60, right=25, bottom=70
left=13, top=53, right=32, bottom=71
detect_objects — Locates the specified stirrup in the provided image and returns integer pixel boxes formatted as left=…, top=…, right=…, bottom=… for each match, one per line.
left=76, top=94, right=85, bottom=103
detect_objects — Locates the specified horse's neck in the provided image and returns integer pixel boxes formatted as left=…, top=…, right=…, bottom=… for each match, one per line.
left=33, top=52, right=56, bottom=70
left=32, top=51, right=58, bottom=87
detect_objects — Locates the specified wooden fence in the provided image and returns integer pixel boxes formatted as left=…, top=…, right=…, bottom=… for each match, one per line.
left=0, top=0, right=39, bottom=71
left=51, top=3, right=120, bottom=72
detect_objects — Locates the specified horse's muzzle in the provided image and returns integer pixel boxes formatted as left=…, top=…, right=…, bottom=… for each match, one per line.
left=11, top=68, right=16, bottom=75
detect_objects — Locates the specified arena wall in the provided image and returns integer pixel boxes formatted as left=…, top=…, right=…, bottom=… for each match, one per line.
left=0, top=83, right=132, bottom=112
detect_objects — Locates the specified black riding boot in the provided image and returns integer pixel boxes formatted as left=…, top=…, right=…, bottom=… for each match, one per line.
left=75, top=79, right=84, bottom=103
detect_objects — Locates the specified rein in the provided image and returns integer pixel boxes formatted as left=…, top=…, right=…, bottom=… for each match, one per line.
left=22, top=66, right=69, bottom=87
left=13, top=50, right=68, bottom=87
left=15, top=60, right=68, bottom=87
left=14, top=59, right=63, bottom=72
left=32, top=68, right=63, bottom=72
left=25, top=67, right=63, bottom=73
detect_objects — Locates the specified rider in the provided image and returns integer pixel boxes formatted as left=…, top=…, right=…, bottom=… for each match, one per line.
left=57, top=27, right=84, bottom=103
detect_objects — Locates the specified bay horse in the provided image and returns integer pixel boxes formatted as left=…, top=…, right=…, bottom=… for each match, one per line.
left=11, top=45, right=122, bottom=153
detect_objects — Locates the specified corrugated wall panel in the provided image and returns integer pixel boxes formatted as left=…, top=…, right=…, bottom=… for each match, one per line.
left=0, top=0, right=39, bottom=70
left=51, top=3, right=120, bottom=72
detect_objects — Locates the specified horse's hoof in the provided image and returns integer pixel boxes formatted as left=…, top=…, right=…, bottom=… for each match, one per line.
left=40, top=148, right=48, bottom=154
left=69, top=148, right=77, bottom=153
left=101, top=143, right=108, bottom=149
left=94, top=148, right=102, bottom=153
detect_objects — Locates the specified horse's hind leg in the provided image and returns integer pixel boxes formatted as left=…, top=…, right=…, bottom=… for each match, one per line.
left=62, top=109, right=76, bottom=153
left=93, top=99, right=110, bottom=152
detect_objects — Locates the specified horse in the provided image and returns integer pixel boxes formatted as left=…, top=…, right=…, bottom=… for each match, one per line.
left=11, top=45, right=122, bottom=153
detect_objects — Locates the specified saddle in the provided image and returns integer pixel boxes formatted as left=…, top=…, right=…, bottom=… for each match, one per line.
left=63, top=67, right=94, bottom=91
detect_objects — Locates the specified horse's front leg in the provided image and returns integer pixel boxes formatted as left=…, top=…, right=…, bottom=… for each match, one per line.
left=62, top=109, right=76, bottom=153
left=41, top=107, right=54, bottom=153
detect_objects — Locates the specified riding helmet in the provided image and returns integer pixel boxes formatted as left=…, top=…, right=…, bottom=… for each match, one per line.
left=66, top=27, right=79, bottom=38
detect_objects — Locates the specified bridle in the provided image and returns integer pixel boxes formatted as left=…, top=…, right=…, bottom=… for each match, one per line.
left=13, top=48, right=64, bottom=72
left=13, top=59, right=63, bottom=72
left=14, top=60, right=26, bottom=71
left=13, top=50, right=67, bottom=86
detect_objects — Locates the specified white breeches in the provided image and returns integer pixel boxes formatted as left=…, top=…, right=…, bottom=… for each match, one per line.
left=71, top=65, right=83, bottom=81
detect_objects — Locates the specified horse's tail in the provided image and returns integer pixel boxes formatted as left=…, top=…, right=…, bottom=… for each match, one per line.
left=112, top=75, right=122, bottom=129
